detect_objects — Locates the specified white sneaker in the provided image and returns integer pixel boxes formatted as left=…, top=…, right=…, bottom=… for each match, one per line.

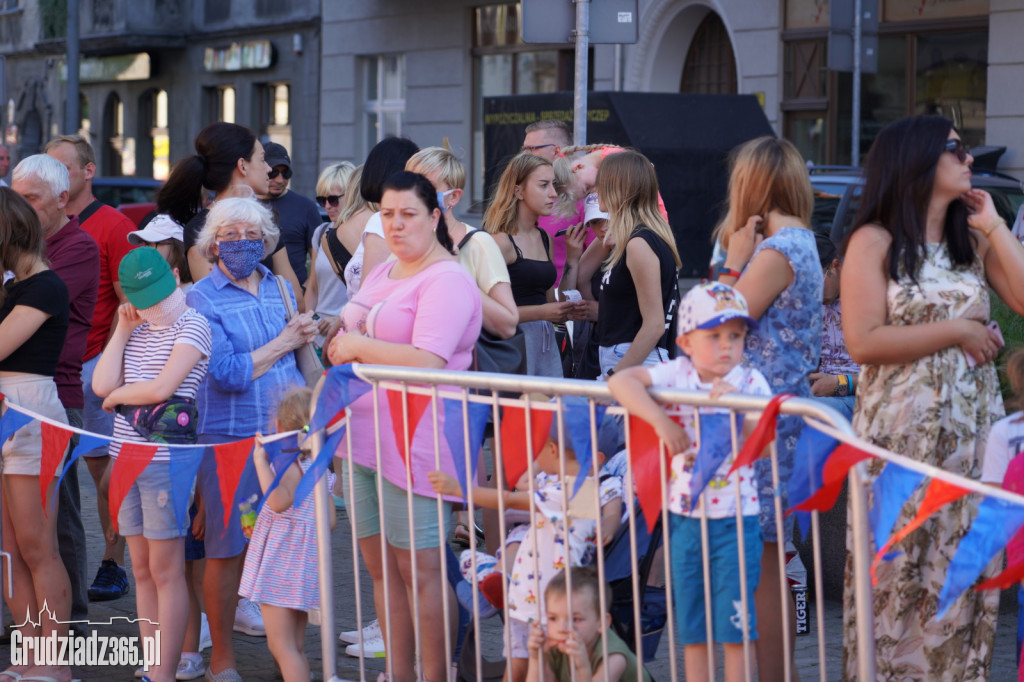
left=134, top=666, right=149, bottom=678
left=199, top=612, right=212, bottom=651
left=345, top=633, right=387, bottom=658
left=176, top=652, right=206, bottom=681
left=339, top=618, right=381, bottom=645
left=233, top=597, right=266, bottom=636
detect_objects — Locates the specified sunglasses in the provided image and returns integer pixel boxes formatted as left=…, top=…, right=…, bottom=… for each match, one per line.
left=317, top=194, right=343, bottom=207
left=521, top=143, right=555, bottom=154
left=268, top=167, right=293, bottom=180
left=943, top=139, right=970, bottom=164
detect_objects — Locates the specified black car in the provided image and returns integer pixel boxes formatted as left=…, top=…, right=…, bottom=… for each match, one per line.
left=91, top=176, right=162, bottom=207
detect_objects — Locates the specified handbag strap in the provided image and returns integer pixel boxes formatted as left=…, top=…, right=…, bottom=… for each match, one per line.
left=457, top=228, right=479, bottom=251
left=274, top=275, right=296, bottom=321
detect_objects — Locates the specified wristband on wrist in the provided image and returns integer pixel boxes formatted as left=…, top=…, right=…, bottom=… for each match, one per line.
left=983, top=218, right=1007, bottom=238
left=834, top=373, right=850, bottom=397
left=716, top=266, right=742, bottom=280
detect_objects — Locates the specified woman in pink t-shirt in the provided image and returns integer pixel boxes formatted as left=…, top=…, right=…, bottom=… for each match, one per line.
left=328, top=171, right=482, bottom=682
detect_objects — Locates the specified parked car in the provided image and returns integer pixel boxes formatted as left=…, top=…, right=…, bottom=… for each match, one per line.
left=92, top=177, right=162, bottom=227
left=810, top=162, right=1024, bottom=246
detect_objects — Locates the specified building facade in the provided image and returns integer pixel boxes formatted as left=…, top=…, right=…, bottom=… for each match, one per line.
left=320, top=0, right=1024, bottom=206
left=0, top=0, right=322, bottom=196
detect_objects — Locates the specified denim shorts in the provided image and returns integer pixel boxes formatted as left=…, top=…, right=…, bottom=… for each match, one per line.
left=117, top=458, right=190, bottom=540
left=81, top=354, right=114, bottom=458
left=670, top=514, right=762, bottom=645
left=598, top=342, right=668, bottom=378
left=340, top=460, right=451, bottom=551
left=196, top=434, right=260, bottom=559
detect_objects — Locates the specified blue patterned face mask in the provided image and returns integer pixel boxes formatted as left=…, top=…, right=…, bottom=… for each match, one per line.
left=218, top=239, right=265, bottom=279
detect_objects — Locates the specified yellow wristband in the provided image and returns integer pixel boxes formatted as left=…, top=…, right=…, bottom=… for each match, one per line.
left=983, top=218, right=1007, bottom=238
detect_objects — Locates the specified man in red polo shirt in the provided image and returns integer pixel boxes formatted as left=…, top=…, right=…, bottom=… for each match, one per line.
left=46, top=135, right=137, bottom=601
left=12, top=154, right=100, bottom=627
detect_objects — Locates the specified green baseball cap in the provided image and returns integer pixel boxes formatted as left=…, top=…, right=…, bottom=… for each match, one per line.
left=118, top=247, right=177, bottom=310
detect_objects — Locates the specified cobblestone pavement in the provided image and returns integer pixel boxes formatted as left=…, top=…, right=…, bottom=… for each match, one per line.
left=1, top=464, right=1020, bottom=680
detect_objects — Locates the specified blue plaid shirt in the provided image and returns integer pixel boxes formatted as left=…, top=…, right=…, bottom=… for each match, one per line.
left=186, top=264, right=304, bottom=437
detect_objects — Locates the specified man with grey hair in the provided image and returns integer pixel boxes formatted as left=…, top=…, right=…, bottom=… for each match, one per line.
left=12, top=154, right=100, bottom=628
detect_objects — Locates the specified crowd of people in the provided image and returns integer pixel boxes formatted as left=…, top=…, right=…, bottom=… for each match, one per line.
left=1, top=112, right=1023, bottom=682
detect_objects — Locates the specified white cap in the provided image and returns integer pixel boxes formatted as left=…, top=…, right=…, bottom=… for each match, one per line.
left=583, top=193, right=608, bottom=225
left=677, top=282, right=758, bottom=335
left=128, top=214, right=184, bottom=246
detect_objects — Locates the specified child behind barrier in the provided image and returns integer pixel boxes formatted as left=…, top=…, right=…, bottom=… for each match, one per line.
left=608, top=281, right=770, bottom=682
left=92, top=247, right=212, bottom=682
left=239, top=387, right=336, bottom=682
left=428, top=409, right=623, bottom=682
left=527, top=566, right=651, bottom=682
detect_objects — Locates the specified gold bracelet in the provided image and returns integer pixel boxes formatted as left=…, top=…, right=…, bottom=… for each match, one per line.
left=983, top=218, right=1007, bottom=238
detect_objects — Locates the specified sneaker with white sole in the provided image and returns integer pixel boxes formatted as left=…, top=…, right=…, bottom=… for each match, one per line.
left=345, top=634, right=387, bottom=658
left=176, top=652, right=206, bottom=681
left=339, top=618, right=381, bottom=645
left=199, top=612, right=212, bottom=651
left=233, top=597, right=265, bottom=636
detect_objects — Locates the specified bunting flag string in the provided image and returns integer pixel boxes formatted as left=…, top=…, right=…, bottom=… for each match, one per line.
left=499, top=403, right=554, bottom=488
left=688, top=413, right=741, bottom=512
left=727, top=394, right=792, bottom=476
left=310, top=364, right=371, bottom=436
left=213, top=438, right=257, bottom=531
left=789, top=443, right=873, bottom=515
left=168, top=446, right=207, bottom=532
left=0, top=408, right=34, bottom=447
left=785, top=425, right=839, bottom=537
left=40, top=422, right=73, bottom=514
left=386, top=390, right=433, bottom=478
left=54, top=432, right=113, bottom=494
left=871, top=478, right=970, bottom=585
left=255, top=433, right=304, bottom=514
left=563, top=397, right=606, bottom=500
left=868, top=463, right=926, bottom=564
left=937, top=495, right=1024, bottom=618
left=107, top=442, right=159, bottom=534
left=976, top=453, right=1024, bottom=591
left=627, top=414, right=670, bottom=533
left=442, top=398, right=491, bottom=503
left=293, top=424, right=346, bottom=510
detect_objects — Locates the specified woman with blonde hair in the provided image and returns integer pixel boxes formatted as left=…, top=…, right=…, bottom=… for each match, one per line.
left=304, top=161, right=356, bottom=343
left=484, top=153, right=585, bottom=377
left=593, top=150, right=681, bottom=376
left=714, top=135, right=822, bottom=682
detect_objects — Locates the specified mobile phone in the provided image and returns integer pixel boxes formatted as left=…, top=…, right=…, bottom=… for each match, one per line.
left=555, top=227, right=569, bottom=237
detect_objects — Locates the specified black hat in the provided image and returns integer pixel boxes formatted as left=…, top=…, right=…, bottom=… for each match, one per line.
left=263, top=142, right=291, bottom=170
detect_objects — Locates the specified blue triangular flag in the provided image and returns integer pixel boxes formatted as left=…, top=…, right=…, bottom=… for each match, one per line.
left=937, top=496, right=1024, bottom=618
left=869, top=463, right=926, bottom=563
left=54, top=432, right=111, bottom=492
left=255, top=434, right=304, bottom=514
left=0, top=409, right=34, bottom=446
left=294, top=425, right=346, bottom=510
left=788, top=425, right=840, bottom=537
left=688, top=412, right=739, bottom=511
left=168, top=446, right=207, bottom=532
left=442, top=398, right=490, bottom=502
left=563, top=397, right=606, bottom=499
left=310, top=364, right=371, bottom=436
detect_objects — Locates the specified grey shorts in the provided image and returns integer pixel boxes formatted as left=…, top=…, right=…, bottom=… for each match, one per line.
left=117, top=458, right=190, bottom=540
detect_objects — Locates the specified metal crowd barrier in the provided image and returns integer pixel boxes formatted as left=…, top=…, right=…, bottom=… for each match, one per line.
left=310, top=365, right=876, bottom=682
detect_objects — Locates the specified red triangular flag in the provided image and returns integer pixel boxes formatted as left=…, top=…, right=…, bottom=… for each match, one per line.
left=627, top=414, right=671, bottom=533
left=871, top=478, right=970, bottom=585
left=498, top=404, right=554, bottom=488
left=386, top=389, right=433, bottom=476
left=108, top=442, right=158, bottom=534
left=789, top=443, right=874, bottom=514
left=213, top=438, right=256, bottom=531
left=975, top=558, right=1024, bottom=591
left=727, top=394, right=792, bottom=476
left=40, top=422, right=73, bottom=515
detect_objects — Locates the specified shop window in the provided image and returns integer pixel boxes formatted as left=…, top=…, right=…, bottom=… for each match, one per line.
left=258, top=82, right=291, bottom=151
left=914, top=31, right=987, bottom=150
left=205, top=85, right=236, bottom=124
left=680, top=12, right=737, bottom=95
left=362, top=55, right=405, bottom=156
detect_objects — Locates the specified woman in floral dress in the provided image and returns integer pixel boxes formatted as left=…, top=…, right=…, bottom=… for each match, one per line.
left=841, top=115, right=1024, bottom=679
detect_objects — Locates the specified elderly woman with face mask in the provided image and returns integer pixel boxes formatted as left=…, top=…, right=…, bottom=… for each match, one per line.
left=184, top=196, right=315, bottom=682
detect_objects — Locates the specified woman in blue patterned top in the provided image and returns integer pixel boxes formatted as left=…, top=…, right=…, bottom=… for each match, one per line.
left=714, top=136, right=822, bottom=682
left=185, top=197, right=317, bottom=682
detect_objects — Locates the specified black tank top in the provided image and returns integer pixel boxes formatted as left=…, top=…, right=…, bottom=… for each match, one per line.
left=507, top=229, right=556, bottom=307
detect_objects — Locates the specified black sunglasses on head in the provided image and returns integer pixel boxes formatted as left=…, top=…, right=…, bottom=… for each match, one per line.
left=943, top=139, right=970, bottom=164
left=268, top=167, right=293, bottom=180
left=317, top=194, right=342, bottom=207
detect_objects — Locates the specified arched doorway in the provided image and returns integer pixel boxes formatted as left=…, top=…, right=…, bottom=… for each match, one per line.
left=102, top=92, right=124, bottom=176
left=137, top=89, right=169, bottom=179
left=680, top=12, right=737, bottom=94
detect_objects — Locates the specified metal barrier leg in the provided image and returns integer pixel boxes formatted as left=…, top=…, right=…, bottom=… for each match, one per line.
left=848, top=462, right=876, bottom=681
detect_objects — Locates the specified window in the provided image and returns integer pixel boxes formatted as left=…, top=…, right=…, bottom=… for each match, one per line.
left=205, top=85, right=236, bottom=124
left=363, top=55, right=405, bottom=156
left=258, top=82, right=291, bottom=156
left=680, top=12, right=737, bottom=95
left=471, top=3, right=580, bottom=206
left=151, top=89, right=169, bottom=180
left=0, top=0, right=21, bottom=12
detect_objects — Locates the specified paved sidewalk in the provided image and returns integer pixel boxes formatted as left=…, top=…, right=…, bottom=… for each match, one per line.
left=2, top=463, right=1021, bottom=680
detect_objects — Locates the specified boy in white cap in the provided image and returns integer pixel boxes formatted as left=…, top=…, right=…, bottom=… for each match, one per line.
left=608, top=281, right=770, bottom=682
